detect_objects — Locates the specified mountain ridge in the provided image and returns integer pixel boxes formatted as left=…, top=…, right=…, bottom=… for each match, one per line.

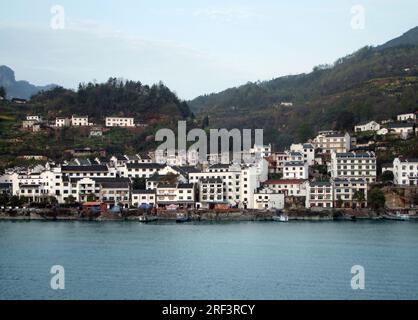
left=188, top=26, right=418, bottom=149
left=0, top=65, right=57, bottom=100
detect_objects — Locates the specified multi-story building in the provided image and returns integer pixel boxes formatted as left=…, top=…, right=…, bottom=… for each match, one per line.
left=98, top=179, right=131, bottom=208
left=55, top=117, right=71, bottom=127
left=397, top=113, right=416, bottom=122
left=330, top=151, right=377, bottom=183
left=283, top=161, right=309, bottom=179
left=71, top=115, right=89, bottom=127
left=61, top=164, right=116, bottom=179
left=26, top=115, right=43, bottom=122
left=198, top=178, right=225, bottom=209
left=120, top=163, right=164, bottom=179
left=155, top=183, right=196, bottom=209
left=189, top=164, right=242, bottom=207
left=305, top=180, right=334, bottom=209
left=131, top=190, right=156, bottom=208
left=389, top=123, right=415, bottom=137
left=250, top=144, right=272, bottom=158
left=290, top=143, right=315, bottom=166
left=393, top=157, right=418, bottom=186
left=252, top=186, right=284, bottom=210
left=313, top=132, right=351, bottom=154
left=267, top=152, right=289, bottom=175
left=333, top=178, right=368, bottom=209
left=105, top=117, right=135, bottom=127
left=263, top=179, right=308, bottom=197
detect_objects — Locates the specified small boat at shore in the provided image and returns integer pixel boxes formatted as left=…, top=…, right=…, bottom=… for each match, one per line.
left=176, top=213, right=190, bottom=223
left=273, top=215, right=289, bottom=222
left=139, top=215, right=158, bottom=223
left=384, top=213, right=410, bottom=221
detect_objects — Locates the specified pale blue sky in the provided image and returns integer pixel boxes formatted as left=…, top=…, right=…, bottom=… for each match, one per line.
left=0, top=0, right=417, bottom=99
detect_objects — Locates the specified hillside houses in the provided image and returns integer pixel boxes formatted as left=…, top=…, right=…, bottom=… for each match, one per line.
left=354, top=121, right=380, bottom=132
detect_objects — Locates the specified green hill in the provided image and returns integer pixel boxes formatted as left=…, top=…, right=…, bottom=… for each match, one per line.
left=189, top=27, right=418, bottom=149
left=30, top=78, right=192, bottom=123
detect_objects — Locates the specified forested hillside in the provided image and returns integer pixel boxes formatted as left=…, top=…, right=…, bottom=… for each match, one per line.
left=189, top=27, right=418, bottom=149
left=30, top=78, right=192, bottom=123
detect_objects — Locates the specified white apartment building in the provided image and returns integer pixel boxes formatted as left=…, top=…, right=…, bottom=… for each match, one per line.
left=397, top=113, right=416, bottom=122
left=71, top=115, right=89, bottom=126
left=290, top=143, right=315, bottom=166
left=330, top=151, right=377, bottom=183
left=250, top=144, right=272, bottom=158
left=155, top=149, right=199, bottom=166
left=240, top=166, right=259, bottom=209
left=389, top=123, right=415, bottom=136
left=189, top=164, right=242, bottom=207
left=354, top=121, right=380, bottom=132
left=189, top=163, right=260, bottom=208
left=333, top=178, right=368, bottom=209
left=267, top=152, right=289, bottom=175
left=253, top=187, right=284, bottom=210
left=283, top=161, right=309, bottom=180
left=55, top=117, right=71, bottom=127
left=26, top=115, right=43, bottom=122
left=61, top=165, right=116, bottom=179
left=306, top=181, right=334, bottom=209
left=105, top=117, right=135, bottom=127
left=155, top=183, right=196, bottom=208
left=263, top=179, right=308, bottom=197
left=131, top=190, right=156, bottom=208
left=120, top=163, right=164, bottom=179
left=393, top=157, right=418, bottom=186
left=313, top=132, right=351, bottom=154
left=199, top=178, right=225, bottom=208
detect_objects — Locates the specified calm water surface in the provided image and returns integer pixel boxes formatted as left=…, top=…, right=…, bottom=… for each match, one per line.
left=0, top=220, right=417, bottom=299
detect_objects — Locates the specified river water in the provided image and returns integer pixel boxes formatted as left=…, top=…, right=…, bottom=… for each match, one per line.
left=0, top=220, right=417, bottom=299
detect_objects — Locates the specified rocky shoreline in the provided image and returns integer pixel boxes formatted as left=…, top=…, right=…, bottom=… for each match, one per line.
left=0, top=208, right=416, bottom=222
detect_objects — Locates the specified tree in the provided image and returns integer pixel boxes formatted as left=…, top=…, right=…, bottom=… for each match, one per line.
left=87, top=193, right=97, bottom=202
left=201, top=115, right=209, bottom=129
left=297, top=123, right=314, bottom=142
left=381, top=170, right=394, bottom=183
left=0, top=193, right=9, bottom=207
left=132, top=178, right=146, bottom=190
left=0, top=86, right=6, bottom=99
left=368, top=188, right=386, bottom=210
left=9, top=196, right=24, bottom=208
left=65, top=195, right=76, bottom=205
left=353, top=190, right=366, bottom=207
left=48, top=196, right=58, bottom=205
left=0, top=87, right=6, bottom=98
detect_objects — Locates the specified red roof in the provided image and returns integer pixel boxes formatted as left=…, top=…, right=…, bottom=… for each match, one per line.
left=264, top=179, right=307, bottom=185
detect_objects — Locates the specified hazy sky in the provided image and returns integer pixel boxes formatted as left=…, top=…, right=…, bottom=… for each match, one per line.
left=0, top=0, right=417, bottom=99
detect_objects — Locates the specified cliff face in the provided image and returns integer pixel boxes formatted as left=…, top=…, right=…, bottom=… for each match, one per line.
left=0, top=65, right=57, bottom=99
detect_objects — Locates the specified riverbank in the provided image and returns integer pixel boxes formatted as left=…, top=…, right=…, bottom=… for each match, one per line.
left=0, top=208, right=417, bottom=222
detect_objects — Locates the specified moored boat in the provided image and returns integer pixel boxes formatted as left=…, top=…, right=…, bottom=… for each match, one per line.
left=176, top=213, right=189, bottom=223
left=273, top=215, right=289, bottom=222
left=139, top=215, right=158, bottom=223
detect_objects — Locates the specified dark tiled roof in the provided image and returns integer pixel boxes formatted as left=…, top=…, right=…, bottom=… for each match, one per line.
left=209, top=164, right=230, bottom=169
left=336, top=152, right=375, bottom=158
left=99, top=181, right=130, bottom=189
left=132, top=189, right=155, bottom=194
left=126, top=163, right=163, bottom=170
left=389, top=123, right=414, bottom=128
left=147, top=174, right=179, bottom=182
left=177, top=183, right=194, bottom=189
left=62, top=165, right=108, bottom=172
